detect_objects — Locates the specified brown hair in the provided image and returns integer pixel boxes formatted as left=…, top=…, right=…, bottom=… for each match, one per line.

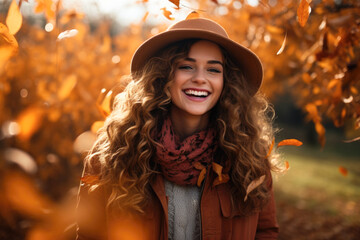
left=85, top=39, right=278, bottom=215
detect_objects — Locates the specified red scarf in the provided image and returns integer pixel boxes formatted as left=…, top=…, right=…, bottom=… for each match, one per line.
left=154, top=118, right=217, bottom=186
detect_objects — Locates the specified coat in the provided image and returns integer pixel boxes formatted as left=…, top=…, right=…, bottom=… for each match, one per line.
left=76, top=167, right=279, bottom=240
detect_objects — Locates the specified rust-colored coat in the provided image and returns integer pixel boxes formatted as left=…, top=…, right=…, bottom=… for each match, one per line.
left=76, top=169, right=279, bottom=240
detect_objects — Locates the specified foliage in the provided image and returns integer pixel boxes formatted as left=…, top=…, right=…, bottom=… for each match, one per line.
left=0, top=0, right=359, bottom=239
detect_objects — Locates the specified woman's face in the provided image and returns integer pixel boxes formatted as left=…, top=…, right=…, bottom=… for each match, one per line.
left=169, top=40, right=224, bottom=118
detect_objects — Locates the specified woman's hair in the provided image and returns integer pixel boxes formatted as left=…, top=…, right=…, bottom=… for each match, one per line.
left=84, top=39, right=278, bottom=215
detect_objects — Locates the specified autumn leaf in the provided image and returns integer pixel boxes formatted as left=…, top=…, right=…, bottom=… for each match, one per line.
left=186, top=11, right=200, bottom=20
left=315, top=122, right=326, bottom=147
left=0, top=23, right=19, bottom=49
left=211, top=0, right=219, bottom=4
left=58, top=74, right=77, bottom=100
left=96, top=89, right=113, bottom=117
left=34, top=0, right=56, bottom=21
left=57, top=29, right=79, bottom=41
left=16, top=106, right=44, bottom=141
left=91, top=121, right=104, bottom=133
left=338, top=166, right=348, bottom=177
left=277, top=139, right=303, bottom=147
left=276, top=31, right=287, bottom=55
left=297, top=0, right=311, bottom=27
left=244, top=175, right=265, bottom=202
left=266, top=138, right=275, bottom=158
left=197, top=168, right=207, bottom=187
left=284, top=161, right=290, bottom=170
left=81, top=175, right=100, bottom=185
left=6, top=0, right=23, bottom=35
left=169, top=0, right=180, bottom=8
left=161, top=7, right=174, bottom=20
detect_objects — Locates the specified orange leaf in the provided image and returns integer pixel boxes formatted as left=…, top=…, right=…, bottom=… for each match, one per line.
left=161, top=7, right=174, bottom=20
left=197, top=168, right=206, bottom=187
left=193, top=161, right=205, bottom=170
left=315, top=122, right=326, bottom=147
left=81, top=175, right=100, bottom=185
left=58, top=74, right=77, bottom=100
left=169, top=0, right=180, bottom=8
left=213, top=174, right=229, bottom=187
left=276, top=31, right=287, bottom=55
left=338, top=166, right=348, bottom=177
left=277, top=139, right=303, bottom=147
left=212, top=162, right=223, bottom=181
left=16, top=106, right=44, bottom=141
left=266, top=138, right=275, bottom=158
left=297, top=0, right=311, bottom=27
left=211, top=0, right=219, bottom=4
left=91, top=121, right=104, bottom=133
left=284, top=161, right=290, bottom=170
left=186, top=11, right=200, bottom=20
left=6, top=0, right=23, bottom=35
left=96, top=89, right=113, bottom=117
left=0, top=23, right=18, bottom=48
left=244, top=175, right=265, bottom=202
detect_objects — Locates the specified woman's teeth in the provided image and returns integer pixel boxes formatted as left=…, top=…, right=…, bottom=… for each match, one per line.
left=184, top=89, right=209, bottom=97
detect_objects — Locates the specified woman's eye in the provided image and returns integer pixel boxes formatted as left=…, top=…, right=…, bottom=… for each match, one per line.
left=178, top=65, right=193, bottom=70
left=208, top=68, right=222, bottom=73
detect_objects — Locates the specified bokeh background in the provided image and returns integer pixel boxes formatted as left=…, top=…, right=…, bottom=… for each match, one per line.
left=0, top=0, right=359, bottom=239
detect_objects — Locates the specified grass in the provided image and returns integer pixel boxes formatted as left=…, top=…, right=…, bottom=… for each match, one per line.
left=273, top=143, right=360, bottom=225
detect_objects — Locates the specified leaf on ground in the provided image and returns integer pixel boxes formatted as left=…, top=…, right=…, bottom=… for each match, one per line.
left=6, top=0, right=23, bottom=35
left=277, top=139, right=303, bottom=147
left=297, top=0, right=311, bottom=27
left=186, top=11, right=200, bottom=20
left=244, top=175, right=265, bottom=202
left=338, top=166, right=348, bottom=177
left=161, top=7, right=174, bottom=20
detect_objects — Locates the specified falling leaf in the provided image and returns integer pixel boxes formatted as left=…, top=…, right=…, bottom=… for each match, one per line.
left=16, top=106, right=44, bottom=141
left=6, top=0, right=23, bottom=35
left=169, top=0, right=180, bottom=8
left=186, top=11, right=200, bottom=20
left=338, top=166, right=348, bottom=177
left=244, top=175, right=265, bottom=202
left=57, top=29, right=79, bottom=40
left=284, top=161, right=290, bottom=170
left=266, top=138, right=275, bottom=158
left=142, top=11, right=149, bottom=22
left=96, top=89, right=113, bottom=117
left=58, top=74, right=77, bottom=100
left=91, top=121, right=104, bottom=133
left=0, top=23, right=19, bottom=49
left=211, top=0, right=219, bottom=4
left=161, top=7, right=174, bottom=20
left=81, top=175, right=100, bottom=185
left=277, top=139, right=303, bottom=147
left=276, top=31, right=287, bottom=55
left=343, top=136, right=360, bottom=143
left=315, top=122, right=326, bottom=147
left=297, top=0, right=311, bottom=27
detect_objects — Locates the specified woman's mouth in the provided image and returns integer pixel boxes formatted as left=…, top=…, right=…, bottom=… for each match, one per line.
left=183, top=89, right=210, bottom=98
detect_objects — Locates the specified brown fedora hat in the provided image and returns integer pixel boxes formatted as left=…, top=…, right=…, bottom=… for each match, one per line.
left=131, top=18, right=263, bottom=95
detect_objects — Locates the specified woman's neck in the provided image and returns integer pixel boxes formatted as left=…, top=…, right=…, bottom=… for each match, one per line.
left=170, top=107, right=210, bottom=141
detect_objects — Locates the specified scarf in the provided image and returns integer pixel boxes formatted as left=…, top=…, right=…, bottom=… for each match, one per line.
left=154, top=117, right=217, bottom=186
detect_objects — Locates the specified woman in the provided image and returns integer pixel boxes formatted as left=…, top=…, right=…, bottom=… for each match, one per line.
left=76, top=18, right=279, bottom=240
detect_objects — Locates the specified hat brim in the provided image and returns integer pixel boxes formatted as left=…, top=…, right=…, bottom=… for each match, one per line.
left=131, top=29, right=263, bottom=95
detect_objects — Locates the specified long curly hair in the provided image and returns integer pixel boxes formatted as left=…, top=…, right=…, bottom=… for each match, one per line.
left=84, top=39, right=278, bottom=215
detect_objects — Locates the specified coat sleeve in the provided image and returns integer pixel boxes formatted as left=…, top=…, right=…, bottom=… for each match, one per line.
left=76, top=163, right=108, bottom=240
left=255, top=175, right=279, bottom=240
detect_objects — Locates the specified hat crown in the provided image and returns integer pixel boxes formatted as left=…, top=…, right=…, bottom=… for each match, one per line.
left=167, top=18, right=229, bottom=38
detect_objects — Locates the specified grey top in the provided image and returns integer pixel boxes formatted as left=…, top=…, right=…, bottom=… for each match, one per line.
left=164, top=179, right=201, bottom=240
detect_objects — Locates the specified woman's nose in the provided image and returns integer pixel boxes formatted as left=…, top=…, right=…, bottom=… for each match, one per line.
left=191, top=69, right=206, bottom=84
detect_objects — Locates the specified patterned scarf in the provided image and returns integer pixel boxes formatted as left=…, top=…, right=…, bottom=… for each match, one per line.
left=154, top=117, right=217, bottom=186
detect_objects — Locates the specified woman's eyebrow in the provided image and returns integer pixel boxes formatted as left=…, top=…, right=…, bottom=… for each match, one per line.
left=184, top=57, right=223, bottom=66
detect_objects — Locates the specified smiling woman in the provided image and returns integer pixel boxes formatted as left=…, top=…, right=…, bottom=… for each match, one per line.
left=76, top=18, right=279, bottom=240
